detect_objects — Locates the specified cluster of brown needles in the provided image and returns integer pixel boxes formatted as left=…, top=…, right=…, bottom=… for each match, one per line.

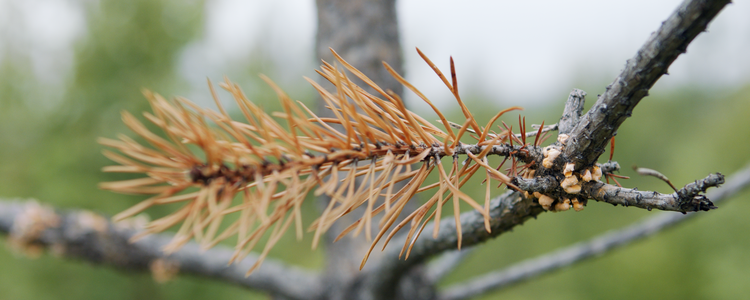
left=100, top=48, right=574, bottom=275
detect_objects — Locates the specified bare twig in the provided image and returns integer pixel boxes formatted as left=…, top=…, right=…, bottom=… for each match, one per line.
left=0, top=200, right=322, bottom=300
left=584, top=173, right=722, bottom=212
left=437, top=163, right=750, bottom=300
left=557, top=89, right=586, bottom=135
left=562, top=0, right=731, bottom=169
left=517, top=124, right=558, bottom=140
left=633, top=165, right=679, bottom=192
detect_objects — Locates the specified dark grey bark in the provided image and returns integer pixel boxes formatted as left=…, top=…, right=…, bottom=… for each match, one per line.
left=561, top=0, right=731, bottom=169
left=557, top=89, right=586, bottom=135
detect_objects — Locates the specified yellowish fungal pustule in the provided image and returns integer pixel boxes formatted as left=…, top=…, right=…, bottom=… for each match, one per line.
left=581, top=169, right=593, bottom=182
left=538, top=194, right=555, bottom=210
left=591, top=166, right=603, bottom=181
left=564, top=184, right=582, bottom=194
left=563, top=163, right=575, bottom=177
left=554, top=198, right=571, bottom=211
left=572, top=198, right=585, bottom=211
left=561, top=175, right=578, bottom=189
left=542, top=147, right=561, bottom=169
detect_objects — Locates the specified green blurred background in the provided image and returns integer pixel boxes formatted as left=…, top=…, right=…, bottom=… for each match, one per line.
left=1, top=1, right=749, bottom=299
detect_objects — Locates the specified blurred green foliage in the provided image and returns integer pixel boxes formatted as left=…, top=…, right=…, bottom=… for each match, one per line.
left=1, top=1, right=749, bottom=299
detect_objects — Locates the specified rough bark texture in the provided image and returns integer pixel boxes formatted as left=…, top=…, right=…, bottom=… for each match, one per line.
left=583, top=173, right=722, bottom=211
left=557, top=89, right=586, bottom=135
left=562, top=0, right=730, bottom=169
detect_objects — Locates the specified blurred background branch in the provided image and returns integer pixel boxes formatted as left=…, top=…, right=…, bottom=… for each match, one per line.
left=0, top=199, right=322, bottom=300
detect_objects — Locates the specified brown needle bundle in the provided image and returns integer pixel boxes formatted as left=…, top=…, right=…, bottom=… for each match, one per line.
left=100, top=48, right=542, bottom=274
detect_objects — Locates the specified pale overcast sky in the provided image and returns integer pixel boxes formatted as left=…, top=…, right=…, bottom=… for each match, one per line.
left=3, top=0, right=750, bottom=108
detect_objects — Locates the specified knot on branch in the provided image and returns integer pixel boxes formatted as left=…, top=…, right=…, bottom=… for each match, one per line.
left=600, top=161, right=621, bottom=174
left=676, top=173, right=723, bottom=212
left=514, top=144, right=604, bottom=213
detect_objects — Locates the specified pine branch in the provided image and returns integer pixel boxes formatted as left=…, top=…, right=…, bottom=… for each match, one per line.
left=437, top=163, right=750, bottom=300
left=0, top=199, right=321, bottom=300
left=89, top=0, right=730, bottom=287
left=98, top=47, right=543, bottom=275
